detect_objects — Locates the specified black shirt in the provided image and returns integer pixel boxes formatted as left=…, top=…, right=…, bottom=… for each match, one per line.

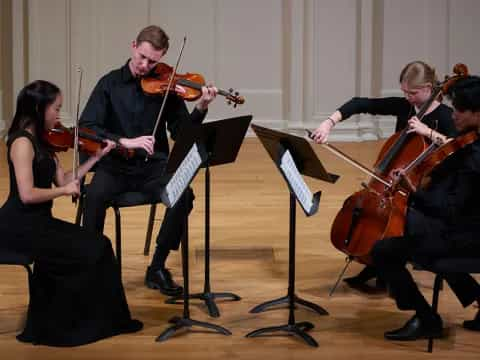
left=80, top=61, right=206, bottom=171
left=338, top=97, right=457, bottom=136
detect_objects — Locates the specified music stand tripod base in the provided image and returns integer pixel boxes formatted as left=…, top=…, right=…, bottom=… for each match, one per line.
left=246, top=125, right=338, bottom=347
left=156, top=158, right=232, bottom=342
left=246, top=321, right=317, bottom=347
left=156, top=218, right=232, bottom=341
left=164, top=117, right=251, bottom=317
left=249, top=294, right=328, bottom=315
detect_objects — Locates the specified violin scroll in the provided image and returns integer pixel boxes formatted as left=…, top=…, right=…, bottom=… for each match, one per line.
left=440, top=63, right=469, bottom=93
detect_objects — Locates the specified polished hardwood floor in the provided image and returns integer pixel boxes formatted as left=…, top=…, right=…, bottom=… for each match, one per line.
left=0, top=137, right=479, bottom=359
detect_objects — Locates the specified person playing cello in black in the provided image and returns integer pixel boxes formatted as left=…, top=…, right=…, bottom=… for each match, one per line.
left=311, top=60, right=457, bottom=290
left=371, top=75, right=480, bottom=340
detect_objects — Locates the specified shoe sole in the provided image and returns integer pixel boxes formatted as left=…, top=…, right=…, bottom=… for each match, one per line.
left=145, top=280, right=183, bottom=297
left=384, top=332, right=443, bottom=341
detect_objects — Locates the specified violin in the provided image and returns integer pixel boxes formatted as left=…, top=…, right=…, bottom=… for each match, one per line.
left=400, top=130, right=479, bottom=191
left=43, top=122, right=134, bottom=158
left=140, top=62, right=245, bottom=107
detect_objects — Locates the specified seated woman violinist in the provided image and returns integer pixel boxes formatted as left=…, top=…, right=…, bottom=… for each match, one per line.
left=0, top=80, right=142, bottom=346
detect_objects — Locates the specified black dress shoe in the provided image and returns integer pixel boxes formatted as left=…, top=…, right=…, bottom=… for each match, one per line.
left=384, top=315, right=443, bottom=341
left=119, top=319, right=144, bottom=334
left=463, top=310, right=480, bottom=331
left=344, top=266, right=377, bottom=286
left=145, top=266, right=183, bottom=296
left=343, top=267, right=386, bottom=292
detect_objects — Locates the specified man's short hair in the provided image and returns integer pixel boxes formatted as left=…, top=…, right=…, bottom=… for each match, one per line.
left=136, top=25, right=169, bottom=52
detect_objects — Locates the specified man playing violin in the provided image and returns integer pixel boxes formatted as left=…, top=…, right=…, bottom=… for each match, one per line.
left=80, top=25, right=218, bottom=296
left=371, top=76, right=480, bottom=341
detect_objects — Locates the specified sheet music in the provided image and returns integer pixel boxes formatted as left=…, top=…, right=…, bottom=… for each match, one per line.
left=162, top=143, right=202, bottom=208
left=279, top=149, right=314, bottom=213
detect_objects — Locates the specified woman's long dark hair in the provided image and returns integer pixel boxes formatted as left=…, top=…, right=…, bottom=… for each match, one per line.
left=8, top=80, right=61, bottom=149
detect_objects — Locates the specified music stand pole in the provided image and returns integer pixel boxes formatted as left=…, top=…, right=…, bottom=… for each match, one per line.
left=246, top=193, right=320, bottom=347
left=246, top=124, right=339, bottom=347
left=166, top=117, right=253, bottom=317
left=200, top=157, right=242, bottom=316
left=156, top=142, right=232, bottom=342
left=156, top=189, right=232, bottom=342
left=167, top=157, right=241, bottom=317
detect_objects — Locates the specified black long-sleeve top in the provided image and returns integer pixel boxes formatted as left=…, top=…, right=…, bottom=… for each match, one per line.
left=80, top=61, right=206, bottom=171
left=338, top=97, right=457, bottom=136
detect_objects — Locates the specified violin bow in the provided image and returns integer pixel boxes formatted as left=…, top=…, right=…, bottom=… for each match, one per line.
left=72, top=66, right=83, bottom=202
left=146, top=36, right=187, bottom=162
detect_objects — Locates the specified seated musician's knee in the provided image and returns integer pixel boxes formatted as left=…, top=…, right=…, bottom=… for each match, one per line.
left=371, top=239, right=395, bottom=268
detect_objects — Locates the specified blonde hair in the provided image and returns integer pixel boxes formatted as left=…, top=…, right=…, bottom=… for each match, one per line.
left=399, top=61, right=438, bottom=88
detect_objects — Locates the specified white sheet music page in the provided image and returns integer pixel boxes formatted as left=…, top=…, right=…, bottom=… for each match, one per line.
left=162, top=143, right=202, bottom=208
left=279, top=149, right=314, bottom=213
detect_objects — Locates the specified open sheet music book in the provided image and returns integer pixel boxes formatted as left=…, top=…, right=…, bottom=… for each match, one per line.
left=279, top=149, right=314, bottom=214
left=161, top=143, right=203, bottom=208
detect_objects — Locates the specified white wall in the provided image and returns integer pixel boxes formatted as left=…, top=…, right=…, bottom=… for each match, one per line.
left=6, top=0, right=480, bottom=141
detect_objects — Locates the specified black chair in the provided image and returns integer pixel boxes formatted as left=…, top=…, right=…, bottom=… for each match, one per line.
left=413, top=257, right=480, bottom=353
left=75, top=187, right=160, bottom=278
left=0, top=250, right=34, bottom=325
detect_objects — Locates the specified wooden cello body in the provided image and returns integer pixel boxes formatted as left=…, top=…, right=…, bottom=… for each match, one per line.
left=330, top=132, right=426, bottom=264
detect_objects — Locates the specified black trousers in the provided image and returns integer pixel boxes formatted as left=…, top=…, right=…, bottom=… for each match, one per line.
left=82, top=160, right=193, bottom=266
left=371, top=208, right=480, bottom=314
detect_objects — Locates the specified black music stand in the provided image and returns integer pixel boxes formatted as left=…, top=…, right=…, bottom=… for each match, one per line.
left=156, top=140, right=231, bottom=342
left=165, top=115, right=252, bottom=317
left=246, top=124, right=339, bottom=347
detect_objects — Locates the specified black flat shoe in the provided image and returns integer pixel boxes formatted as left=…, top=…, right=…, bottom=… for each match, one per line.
left=120, top=319, right=144, bottom=334
left=145, top=266, right=183, bottom=296
left=463, top=310, right=480, bottom=331
left=384, top=315, right=443, bottom=341
left=343, top=266, right=378, bottom=286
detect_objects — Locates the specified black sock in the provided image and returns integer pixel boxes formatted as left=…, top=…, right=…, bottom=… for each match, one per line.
left=416, top=306, right=441, bottom=327
left=150, top=247, right=170, bottom=270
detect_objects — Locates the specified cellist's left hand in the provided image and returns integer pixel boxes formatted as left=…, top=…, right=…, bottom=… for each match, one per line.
left=196, top=83, right=218, bottom=111
left=406, top=116, right=431, bottom=138
left=391, top=168, right=417, bottom=193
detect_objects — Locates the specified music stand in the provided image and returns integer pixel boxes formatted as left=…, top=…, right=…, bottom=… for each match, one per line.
left=165, top=115, right=252, bottom=317
left=156, top=140, right=231, bottom=342
left=246, top=124, right=338, bottom=347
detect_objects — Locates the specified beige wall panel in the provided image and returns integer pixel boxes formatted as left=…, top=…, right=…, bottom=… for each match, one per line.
left=29, top=0, right=71, bottom=118
left=309, top=0, right=358, bottom=120
left=449, top=0, right=480, bottom=75
left=9, top=0, right=480, bottom=139
left=382, top=0, right=447, bottom=93
left=213, top=0, right=283, bottom=124
left=70, top=0, right=150, bottom=116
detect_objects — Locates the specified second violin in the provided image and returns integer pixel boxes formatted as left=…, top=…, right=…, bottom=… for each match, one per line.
left=43, top=122, right=134, bottom=158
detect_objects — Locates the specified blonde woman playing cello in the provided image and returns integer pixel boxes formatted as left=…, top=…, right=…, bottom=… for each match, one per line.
left=311, top=61, right=457, bottom=290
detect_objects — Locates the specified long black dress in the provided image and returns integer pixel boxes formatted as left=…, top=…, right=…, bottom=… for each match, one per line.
left=0, top=131, right=140, bottom=346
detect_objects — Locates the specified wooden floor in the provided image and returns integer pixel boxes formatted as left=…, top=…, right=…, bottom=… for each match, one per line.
left=0, top=137, right=479, bottom=359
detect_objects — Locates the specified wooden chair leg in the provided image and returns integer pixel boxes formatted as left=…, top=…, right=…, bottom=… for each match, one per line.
left=113, top=206, right=122, bottom=278
left=75, top=193, right=84, bottom=225
left=428, top=274, right=443, bottom=353
left=144, top=204, right=157, bottom=256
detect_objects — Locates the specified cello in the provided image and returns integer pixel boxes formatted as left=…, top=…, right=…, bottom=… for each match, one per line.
left=326, top=64, right=469, bottom=269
